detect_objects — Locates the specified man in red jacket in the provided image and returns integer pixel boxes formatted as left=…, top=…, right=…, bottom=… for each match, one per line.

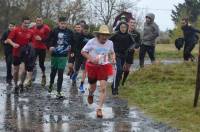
left=7, top=16, right=34, bottom=94
left=31, top=16, right=51, bottom=87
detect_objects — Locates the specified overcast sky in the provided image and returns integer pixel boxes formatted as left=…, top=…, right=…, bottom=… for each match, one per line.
left=137, top=0, right=185, bottom=31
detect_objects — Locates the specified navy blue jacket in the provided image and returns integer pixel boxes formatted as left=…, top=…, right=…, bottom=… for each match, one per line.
left=182, top=25, right=200, bottom=44
left=48, top=27, right=74, bottom=57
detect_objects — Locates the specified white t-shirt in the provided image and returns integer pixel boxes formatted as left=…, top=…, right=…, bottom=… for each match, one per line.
left=82, top=38, right=114, bottom=65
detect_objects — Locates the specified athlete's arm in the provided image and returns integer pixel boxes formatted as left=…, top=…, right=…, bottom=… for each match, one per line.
left=81, top=51, right=98, bottom=64
left=6, top=39, right=19, bottom=48
left=6, top=28, right=20, bottom=48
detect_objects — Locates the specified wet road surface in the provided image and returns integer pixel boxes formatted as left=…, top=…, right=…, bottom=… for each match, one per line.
left=0, top=61, right=179, bottom=132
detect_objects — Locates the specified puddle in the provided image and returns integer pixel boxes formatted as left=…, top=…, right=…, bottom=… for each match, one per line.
left=0, top=60, right=179, bottom=132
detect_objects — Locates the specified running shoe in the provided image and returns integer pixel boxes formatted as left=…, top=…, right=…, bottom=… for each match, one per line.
left=41, top=75, right=46, bottom=87
left=96, top=109, right=103, bottom=118
left=56, top=92, right=65, bottom=99
left=24, top=80, right=32, bottom=88
left=79, top=83, right=85, bottom=93
left=48, top=85, right=53, bottom=93
left=87, top=95, right=94, bottom=104
left=71, top=72, right=78, bottom=81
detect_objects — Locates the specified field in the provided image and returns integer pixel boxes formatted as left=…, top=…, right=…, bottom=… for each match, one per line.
left=133, top=44, right=199, bottom=60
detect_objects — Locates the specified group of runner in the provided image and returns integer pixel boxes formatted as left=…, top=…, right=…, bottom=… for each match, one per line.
left=0, top=13, right=161, bottom=118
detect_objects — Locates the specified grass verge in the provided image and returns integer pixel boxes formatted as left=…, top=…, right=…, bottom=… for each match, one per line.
left=134, top=44, right=199, bottom=59
left=120, top=62, right=200, bottom=132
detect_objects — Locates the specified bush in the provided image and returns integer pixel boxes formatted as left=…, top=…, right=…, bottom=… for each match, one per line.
left=43, top=19, right=56, bottom=29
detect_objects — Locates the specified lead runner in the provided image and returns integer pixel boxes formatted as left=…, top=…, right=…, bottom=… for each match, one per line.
left=81, top=25, right=116, bottom=118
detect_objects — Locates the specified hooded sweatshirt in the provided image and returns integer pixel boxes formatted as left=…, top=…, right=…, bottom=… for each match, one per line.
left=142, top=13, right=159, bottom=46
left=110, top=22, right=136, bottom=58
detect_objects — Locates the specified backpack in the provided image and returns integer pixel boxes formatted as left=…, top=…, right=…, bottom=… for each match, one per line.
left=175, top=38, right=184, bottom=50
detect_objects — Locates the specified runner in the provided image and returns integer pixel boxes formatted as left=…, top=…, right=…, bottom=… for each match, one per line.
left=47, top=17, right=73, bottom=98
left=181, top=17, right=200, bottom=62
left=67, top=23, right=82, bottom=79
left=31, top=16, right=51, bottom=87
left=139, top=13, right=159, bottom=68
left=81, top=25, right=115, bottom=118
left=71, top=24, right=94, bottom=91
left=70, top=23, right=84, bottom=86
left=1, top=22, right=15, bottom=85
left=121, top=18, right=141, bottom=86
left=110, top=22, right=139, bottom=95
left=79, top=24, right=94, bottom=92
left=7, top=16, right=34, bottom=93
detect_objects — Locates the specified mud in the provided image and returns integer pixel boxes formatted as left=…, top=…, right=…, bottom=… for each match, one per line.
left=0, top=61, right=179, bottom=132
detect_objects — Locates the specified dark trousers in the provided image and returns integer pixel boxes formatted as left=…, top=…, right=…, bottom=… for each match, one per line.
left=50, top=68, right=64, bottom=93
left=139, top=45, right=155, bottom=68
left=74, top=55, right=85, bottom=73
left=35, top=49, right=46, bottom=73
left=183, top=43, right=196, bottom=61
left=5, top=52, right=13, bottom=83
left=112, top=57, right=126, bottom=94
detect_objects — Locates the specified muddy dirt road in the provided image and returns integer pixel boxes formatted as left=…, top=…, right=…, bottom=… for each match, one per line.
left=0, top=61, right=178, bottom=132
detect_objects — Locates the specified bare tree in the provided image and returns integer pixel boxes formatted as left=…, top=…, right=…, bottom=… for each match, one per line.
left=89, top=0, right=117, bottom=25
left=116, top=0, right=138, bottom=13
left=0, top=0, right=35, bottom=30
left=88, top=0, right=140, bottom=25
left=62, top=0, right=86, bottom=25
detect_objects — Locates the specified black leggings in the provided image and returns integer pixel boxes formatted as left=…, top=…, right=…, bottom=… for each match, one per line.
left=139, top=45, right=155, bottom=67
left=74, top=55, right=85, bottom=73
left=183, top=43, right=196, bottom=61
left=35, top=49, right=46, bottom=72
left=50, top=68, right=64, bottom=93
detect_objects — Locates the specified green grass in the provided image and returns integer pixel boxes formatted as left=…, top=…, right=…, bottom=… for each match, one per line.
left=120, top=62, right=200, bottom=132
left=156, top=44, right=199, bottom=59
left=134, top=44, right=199, bottom=59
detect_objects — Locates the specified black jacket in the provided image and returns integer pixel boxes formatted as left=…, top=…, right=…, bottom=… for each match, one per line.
left=182, top=25, right=200, bottom=44
left=73, top=32, right=94, bottom=56
left=1, top=30, right=13, bottom=55
left=48, top=27, right=74, bottom=57
left=129, top=30, right=141, bottom=48
left=110, top=31, right=136, bottom=58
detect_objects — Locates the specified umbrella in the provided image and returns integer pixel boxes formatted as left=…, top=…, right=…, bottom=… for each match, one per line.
left=113, top=11, right=133, bottom=28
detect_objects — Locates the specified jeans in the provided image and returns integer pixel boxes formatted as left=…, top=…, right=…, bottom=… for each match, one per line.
left=112, top=57, right=125, bottom=94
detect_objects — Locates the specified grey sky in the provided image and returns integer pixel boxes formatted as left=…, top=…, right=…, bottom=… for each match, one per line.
left=137, top=0, right=184, bottom=31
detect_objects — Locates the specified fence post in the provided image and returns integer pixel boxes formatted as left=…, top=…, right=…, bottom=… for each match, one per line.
left=194, top=40, right=200, bottom=107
